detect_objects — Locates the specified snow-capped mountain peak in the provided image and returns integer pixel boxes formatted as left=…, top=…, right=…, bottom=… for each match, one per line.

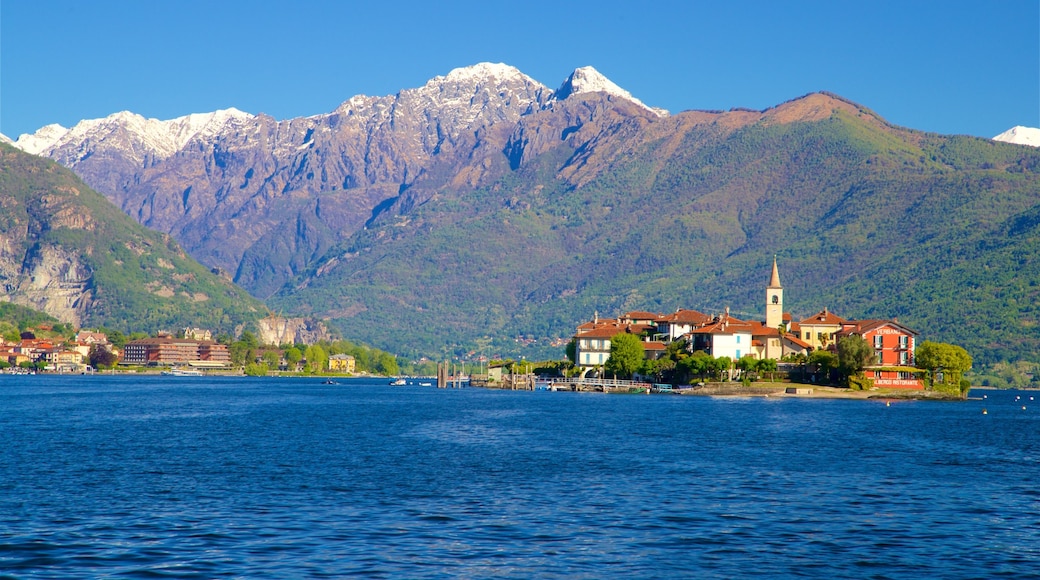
left=993, top=126, right=1040, bottom=147
left=14, top=123, right=71, bottom=155
left=442, top=62, right=531, bottom=85
left=552, top=66, right=666, bottom=117
left=12, top=108, right=254, bottom=161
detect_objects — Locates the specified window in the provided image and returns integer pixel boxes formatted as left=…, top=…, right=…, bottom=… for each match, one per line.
left=736, top=335, right=741, bottom=344
left=736, top=350, right=741, bottom=359
left=899, top=351, right=908, bottom=364
left=771, top=295, right=779, bottom=304
left=876, top=351, right=884, bottom=364
left=899, top=335, right=909, bottom=348
left=805, top=332, right=811, bottom=340
left=874, top=335, right=883, bottom=348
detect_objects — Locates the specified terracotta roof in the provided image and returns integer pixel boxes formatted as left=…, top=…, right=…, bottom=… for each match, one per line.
left=576, top=324, right=643, bottom=339
left=836, top=319, right=918, bottom=337
left=576, top=318, right=618, bottom=331
left=800, top=308, right=846, bottom=325
left=642, top=341, right=668, bottom=351
left=621, top=311, right=664, bottom=321
left=747, top=321, right=781, bottom=337
left=783, top=333, right=811, bottom=349
left=664, top=309, right=712, bottom=325
left=690, top=317, right=754, bottom=335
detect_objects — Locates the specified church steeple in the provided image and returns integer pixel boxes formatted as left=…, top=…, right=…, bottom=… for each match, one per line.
left=765, top=256, right=783, bottom=329
left=768, top=255, right=782, bottom=289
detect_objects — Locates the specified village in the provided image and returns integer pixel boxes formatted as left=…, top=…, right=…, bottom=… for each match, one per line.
left=0, top=327, right=359, bottom=375
left=572, top=258, right=927, bottom=389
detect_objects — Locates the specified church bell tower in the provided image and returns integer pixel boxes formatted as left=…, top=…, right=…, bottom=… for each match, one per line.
left=766, top=256, right=783, bottom=330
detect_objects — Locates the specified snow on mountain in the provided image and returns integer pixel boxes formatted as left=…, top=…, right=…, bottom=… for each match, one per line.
left=553, top=66, right=667, bottom=117
left=13, top=63, right=663, bottom=162
left=0, top=133, right=13, bottom=145
left=13, top=108, right=254, bottom=160
left=14, top=123, right=70, bottom=155
left=993, top=126, right=1040, bottom=147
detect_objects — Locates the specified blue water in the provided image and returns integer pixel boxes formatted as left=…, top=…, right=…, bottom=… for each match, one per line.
left=1, top=377, right=1038, bottom=578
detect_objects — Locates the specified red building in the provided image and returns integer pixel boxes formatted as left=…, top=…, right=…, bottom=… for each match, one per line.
left=836, top=320, right=924, bottom=389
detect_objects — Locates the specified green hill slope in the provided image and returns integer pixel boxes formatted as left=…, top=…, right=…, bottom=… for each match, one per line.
left=271, top=94, right=1040, bottom=366
left=0, top=144, right=265, bottom=333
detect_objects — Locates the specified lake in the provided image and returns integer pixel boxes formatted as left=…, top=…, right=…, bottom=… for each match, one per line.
left=1, top=376, right=1038, bottom=578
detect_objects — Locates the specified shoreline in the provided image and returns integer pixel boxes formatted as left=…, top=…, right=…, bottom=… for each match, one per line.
left=676, top=383, right=964, bottom=400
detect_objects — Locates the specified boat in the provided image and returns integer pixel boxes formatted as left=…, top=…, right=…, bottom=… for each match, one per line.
left=389, top=378, right=407, bottom=386
left=322, top=379, right=339, bottom=385
left=418, top=382, right=432, bottom=387
left=162, top=367, right=203, bottom=377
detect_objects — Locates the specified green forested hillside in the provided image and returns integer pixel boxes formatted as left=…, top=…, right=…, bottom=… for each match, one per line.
left=0, top=144, right=265, bottom=333
left=277, top=95, right=1039, bottom=365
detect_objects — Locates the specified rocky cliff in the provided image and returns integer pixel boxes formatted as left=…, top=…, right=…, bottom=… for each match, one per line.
left=0, top=143, right=266, bottom=332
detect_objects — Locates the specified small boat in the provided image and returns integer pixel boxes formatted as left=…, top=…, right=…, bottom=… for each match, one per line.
left=162, top=367, right=203, bottom=377
left=389, top=378, right=407, bottom=386
left=322, top=379, right=339, bottom=385
left=418, top=382, right=432, bottom=387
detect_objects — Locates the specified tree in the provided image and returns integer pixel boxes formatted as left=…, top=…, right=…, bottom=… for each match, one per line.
left=712, top=356, right=733, bottom=381
left=565, top=338, right=577, bottom=365
left=759, top=358, right=778, bottom=382
left=284, top=347, right=303, bottom=370
left=89, top=344, right=118, bottom=369
left=244, top=362, right=268, bottom=376
left=262, top=350, right=281, bottom=369
left=807, top=350, right=838, bottom=383
left=916, top=341, right=973, bottom=396
left=374, top=352, right=399, bottom=376
left=736, top=355, right=759, bottom=381
left=604, top=333, right=644, bottom=379
left=837, top=335, right=875, bottom=379
left=304, top=344, right=328, bottom=374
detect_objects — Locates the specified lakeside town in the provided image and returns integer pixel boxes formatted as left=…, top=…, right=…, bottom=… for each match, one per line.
left=568, top=258, right=974, bottom=397
left=1, top=259, right=977, bottom=396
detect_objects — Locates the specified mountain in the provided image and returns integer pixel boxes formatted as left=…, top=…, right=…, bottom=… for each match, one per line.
left=271, top=92, right=1040, bottom=365
left=994, top=126, right=1040, bottom=147
left=13, top=65, right=1040, bottom=365
left=0, top=143, right=265, bottom=333
left=13, top=63, right=557, bottom=297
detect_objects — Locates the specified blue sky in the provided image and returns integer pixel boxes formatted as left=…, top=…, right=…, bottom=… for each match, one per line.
left=1, top=0, right=1037, bottom=139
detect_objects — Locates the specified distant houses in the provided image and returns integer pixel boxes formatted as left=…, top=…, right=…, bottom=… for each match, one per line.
left=0, top=331, right=113, bottom=373
left=573, top=258, right=923, bottom=388
left=328, top=353, right=356, bottom=373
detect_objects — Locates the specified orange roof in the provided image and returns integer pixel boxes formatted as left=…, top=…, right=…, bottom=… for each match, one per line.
left=576, top=324, right=644, bottom=339
left=836, top=319, right=918, bottom=337
left=783, top=333, right=811, bottom=349
left=747, top=321, right=781, bottom=337
left=576, top=318, right=618, bottom=331
left=664, top=309, right=712, bottom=325
left=621, top=311, right=664, bottom=321
left=800, top=308, right=846, bottom=326
left=690, top=316, right=754, bottom=335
